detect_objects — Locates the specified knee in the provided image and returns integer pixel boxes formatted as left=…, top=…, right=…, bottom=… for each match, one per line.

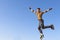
left=41, top=24, right=45, bottom=29
left=42, top=27, right=45, bottom=29
left=38, top=26, right=41, bottom=30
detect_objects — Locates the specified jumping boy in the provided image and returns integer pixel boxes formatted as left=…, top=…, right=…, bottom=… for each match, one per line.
left=29, top=7, right=54, bottom=38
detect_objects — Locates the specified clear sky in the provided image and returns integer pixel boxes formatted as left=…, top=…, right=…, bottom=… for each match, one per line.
left=0, top=0, right=60, bottom=40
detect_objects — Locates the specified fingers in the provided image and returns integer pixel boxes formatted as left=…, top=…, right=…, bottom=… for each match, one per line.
left=29, top=7, right=31, bottom=10
left=49, top=8, right=53, bottom=10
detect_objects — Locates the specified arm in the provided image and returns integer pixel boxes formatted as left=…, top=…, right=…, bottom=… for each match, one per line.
left=29, top=7, right=35, bottom=13
left=43, top=8, right=52, bottom=13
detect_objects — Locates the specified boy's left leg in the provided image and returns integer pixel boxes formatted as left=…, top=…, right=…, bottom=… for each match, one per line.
left=41, top=19, right=54, bottom=30
left=44, top=24, right=54, bottom=30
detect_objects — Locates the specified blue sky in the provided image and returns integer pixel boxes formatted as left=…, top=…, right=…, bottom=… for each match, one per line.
left=0, top=0, right=60, bottom=40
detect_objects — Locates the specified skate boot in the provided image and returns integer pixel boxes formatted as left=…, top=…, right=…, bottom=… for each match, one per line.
left=50, top=25, right=54, bottom=30
left=40, top=33, right=44, bottom=39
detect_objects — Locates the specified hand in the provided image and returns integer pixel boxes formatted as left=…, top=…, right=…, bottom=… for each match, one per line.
left=29, top=7, right=31, bottom=10
left=49, top=8, right=52, bottom=10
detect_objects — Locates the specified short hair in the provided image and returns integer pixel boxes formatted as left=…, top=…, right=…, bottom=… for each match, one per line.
left=37, top=8, right=40, bottom=10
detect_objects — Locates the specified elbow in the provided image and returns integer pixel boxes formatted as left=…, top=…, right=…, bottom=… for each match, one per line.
left=45, top=11, right=48, bottom=13
left=32, top=10, right=34, bottom=12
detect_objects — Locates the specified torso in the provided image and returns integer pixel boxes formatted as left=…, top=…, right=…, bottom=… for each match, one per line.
left=36, top=12, right=44, bottom=20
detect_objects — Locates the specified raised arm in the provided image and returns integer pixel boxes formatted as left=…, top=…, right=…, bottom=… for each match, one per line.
left=43, top=8, right=53, bottom=13
left=29, top=7, right=35, bottom=13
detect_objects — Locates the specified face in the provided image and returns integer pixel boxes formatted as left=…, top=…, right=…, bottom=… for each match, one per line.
left=37, top=8, right=40, bottom=12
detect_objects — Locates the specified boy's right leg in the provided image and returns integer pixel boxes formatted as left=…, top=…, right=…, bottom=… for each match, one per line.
left=38, top=26, right=43, bottom=34
left=38, top=19, right=44, bottom=39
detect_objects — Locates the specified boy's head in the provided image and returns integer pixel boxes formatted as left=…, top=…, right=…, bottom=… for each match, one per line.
left=37, top=8, right=40, bottom=12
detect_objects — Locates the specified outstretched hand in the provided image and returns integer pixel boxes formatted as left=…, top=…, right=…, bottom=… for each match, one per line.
left=29, top=7, right=31, bottom=10
left=49, top=8, right=53, bottom=10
